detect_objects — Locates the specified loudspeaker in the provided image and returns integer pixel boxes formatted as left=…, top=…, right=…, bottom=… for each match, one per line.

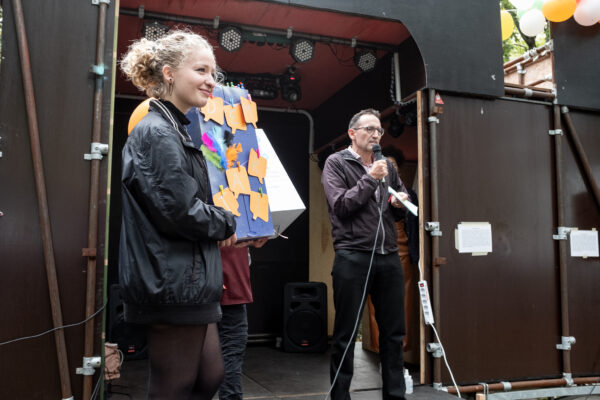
left=108, top=284, right=147, bottom=360
left=283, top=282, right=328, bottom=353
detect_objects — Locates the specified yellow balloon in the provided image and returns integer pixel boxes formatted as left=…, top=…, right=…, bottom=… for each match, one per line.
left=542, top=0, right=577, bottom=22
left=501, top=10, right=516, bottom=40
left=128, top=98, right=152, bottom=135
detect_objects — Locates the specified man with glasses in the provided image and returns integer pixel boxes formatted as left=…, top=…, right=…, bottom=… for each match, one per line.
left=322, top=109, right=410, bottom=400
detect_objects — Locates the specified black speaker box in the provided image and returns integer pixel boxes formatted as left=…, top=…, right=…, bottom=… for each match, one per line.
left=283, top=282, right=328, bottom=353
left=108, top=284, right=148, bottom=360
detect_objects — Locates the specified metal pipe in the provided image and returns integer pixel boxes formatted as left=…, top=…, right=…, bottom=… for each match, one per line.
left=447, top=376, right=600, bottom=394
left=120, top=7, right=396, bottom=52
left=258, top=107, right=314, bottom=154
left=394, top=52, right=401, bottom=102
left=82, top=1, right=109, bottom=398
left=553, top=104, right=572, bottom=376
left=503, top=41, right=553, bottom=70
left=504, top=86, right=556, bottom=101
left=427, top=89, right=442, bottom=385
left=561, top=107, right=600, bottom=209
left=11, top=0, right=73, bottom=398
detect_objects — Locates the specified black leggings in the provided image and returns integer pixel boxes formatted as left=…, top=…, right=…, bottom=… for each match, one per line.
left=147, top=323, right=224, bottom=400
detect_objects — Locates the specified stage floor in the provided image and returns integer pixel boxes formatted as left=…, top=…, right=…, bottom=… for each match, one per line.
left=106, top=342, right=458, bottom=399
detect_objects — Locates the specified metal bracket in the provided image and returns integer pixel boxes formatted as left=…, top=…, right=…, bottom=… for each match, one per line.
left=552, top=226, right=572, bottom=241
left=427, top=342, right=443, bottom=358
left=76, top=356, right=101, bottom=376
left=84, top=142, right=109, bottom=161
left=427, top=116, right=439, bottom=124
left=561, top=106, right=569, bottom=114
left=425, top=221, right=442, bottom=237
left=548, top=129, right=563, bottom=136
left=501, top=381, right=512, bottom=391
left=351, top=36, right=357, bottom=48
left=563, top=372, right=574, bottom=386
left=90, top=64, right=105, bottom=76
left=516, top=63, right=527, bottom=75
left=286, top=27, right=293, bottom=39
left=432, top=382, right=443, bottom=390
left=92, top=0, right=110, bottom=5
left=556, top=336, right=576, bottom=351
left=212, top=16, right=220, bottom=29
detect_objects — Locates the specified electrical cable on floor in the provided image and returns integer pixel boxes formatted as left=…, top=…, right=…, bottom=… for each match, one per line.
left=325, top=188, right=385, bottom=400
left=0, top=303, right=106, bottom=346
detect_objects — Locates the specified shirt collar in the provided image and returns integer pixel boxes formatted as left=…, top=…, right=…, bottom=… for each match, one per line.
left=347, top=146, right=374, bottom=166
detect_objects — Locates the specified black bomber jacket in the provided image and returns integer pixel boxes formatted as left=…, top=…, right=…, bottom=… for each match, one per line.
left=119, top=100, right=236, bottom=325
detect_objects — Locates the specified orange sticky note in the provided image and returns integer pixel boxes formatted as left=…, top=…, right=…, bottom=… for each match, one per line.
left=225, top=143, right=242, bottom=168
left=225, top=163, right=252, bottom=198
left=248, top=148, right=267, bottom=184
left=249, top=190, right=270, bottom=222
left=212, top=187, right=241, bottom=216
left=223, top=103, right=247, bottom=133
left=201, top=96, right=224, bottom=125
left=240, top=97, right=258, bottom=128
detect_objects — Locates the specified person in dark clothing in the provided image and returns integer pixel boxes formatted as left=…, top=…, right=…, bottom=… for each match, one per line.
left=322, top=109, right=410, bottom=400
left=218, top=238, right=267, bottom=400
left=119, top=30, right=237, bottom=400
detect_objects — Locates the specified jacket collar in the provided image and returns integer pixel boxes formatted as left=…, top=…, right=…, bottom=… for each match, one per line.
left=149, top=99, right=193, bottom=144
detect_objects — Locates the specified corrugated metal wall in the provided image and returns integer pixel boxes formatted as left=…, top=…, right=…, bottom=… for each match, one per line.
left=0, top=1, right=114, bottom=398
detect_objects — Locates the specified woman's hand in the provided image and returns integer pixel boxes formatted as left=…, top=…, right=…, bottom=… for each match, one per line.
left=218, top=233, right=237, bottom=248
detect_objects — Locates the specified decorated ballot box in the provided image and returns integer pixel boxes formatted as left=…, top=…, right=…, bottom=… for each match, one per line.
left=185, top=84, right=303, bottom=240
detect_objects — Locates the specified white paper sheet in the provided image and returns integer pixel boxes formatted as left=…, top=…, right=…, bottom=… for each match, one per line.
left=569, top=230, right=599, bottom=258
left=456, top=222, right=492, bottom=254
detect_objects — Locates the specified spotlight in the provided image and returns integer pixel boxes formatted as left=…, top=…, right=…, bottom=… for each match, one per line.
left=219, top=26, right=243, bottom=52
left=354, top=49, right=377, bottom=73
left=280, top=68, right=301, bottom=102
left=289, top=39, right=315, bottom=63
left=142, top=21, right=169, bottom=41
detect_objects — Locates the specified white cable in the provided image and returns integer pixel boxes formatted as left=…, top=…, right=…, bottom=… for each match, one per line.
left=325, top=184, right=385, bottom=400
left=431, top=324, right=462, bottom=399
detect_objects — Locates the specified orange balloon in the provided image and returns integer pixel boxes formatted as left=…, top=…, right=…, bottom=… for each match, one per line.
left=128, top=98, right=152, bottom=134
left=542, top=0, right=577, bottom=22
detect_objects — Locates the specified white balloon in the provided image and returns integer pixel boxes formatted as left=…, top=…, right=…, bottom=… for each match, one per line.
left=511, top=0, right=535, bottom=10
left=519, top=9, right=547, bottom=37
left=574, top=0, right=600, bottom=26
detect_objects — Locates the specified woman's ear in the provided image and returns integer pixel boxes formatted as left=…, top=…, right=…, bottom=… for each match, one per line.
left=162, top=65, right=173, bottom=83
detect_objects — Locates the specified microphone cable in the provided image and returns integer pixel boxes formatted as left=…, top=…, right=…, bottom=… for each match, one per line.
left=325, top=179, right=386, bottom=400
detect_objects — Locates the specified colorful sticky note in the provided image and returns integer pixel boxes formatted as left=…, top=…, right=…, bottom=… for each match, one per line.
left=223, top=103, right=247, bottom=133
left=248, top=148, right=267, bottom=184
left=240, top=97, right=258, bottom=128
left=201, top=96, right=224, bottom=125
left=225, top=143, right=242, bottom=168
left=225, top=163, right=252, bottom=198
left=249, top=190, right=269, bottom=222
left=213, top=187, right=241, bottom=216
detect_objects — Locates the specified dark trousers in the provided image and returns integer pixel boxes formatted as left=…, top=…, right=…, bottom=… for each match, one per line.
left=217, top=304, right=248, bottom=400
left=330, top=250, right=406, bottom=400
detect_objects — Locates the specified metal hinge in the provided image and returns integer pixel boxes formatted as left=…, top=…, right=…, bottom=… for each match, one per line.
left=84, top=142, right=109, bottom=161
left=425, top=221, right=442, bottom=237
left=90, top=64, right=105, bottom=76
left=76, top=356, right=101, bottom=375
left=552, top=226, right=572, bottom=241
left=548, top=129, right=563, bottom=136
left=556, top=336, right=576, bottom=351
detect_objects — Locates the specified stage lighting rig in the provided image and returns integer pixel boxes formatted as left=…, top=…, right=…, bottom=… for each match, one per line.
left=280, top=67, right=301, bottom=102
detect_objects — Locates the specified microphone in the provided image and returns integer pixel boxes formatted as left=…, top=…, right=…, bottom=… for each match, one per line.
left=372, top=144, right=383, bottom=161
left=371, top=144, right=385, bottom=183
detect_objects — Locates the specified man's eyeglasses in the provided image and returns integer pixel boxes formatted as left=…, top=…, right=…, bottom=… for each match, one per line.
left=354, top=126, right=384, bottom=136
